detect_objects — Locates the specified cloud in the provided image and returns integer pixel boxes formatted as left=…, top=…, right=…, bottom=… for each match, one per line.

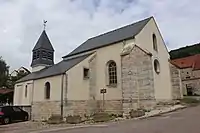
left=0, top=0, right=200, bottom=71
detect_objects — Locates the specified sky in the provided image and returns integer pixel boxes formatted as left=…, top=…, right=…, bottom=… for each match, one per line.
left=0, top=0, right=200, bottom=72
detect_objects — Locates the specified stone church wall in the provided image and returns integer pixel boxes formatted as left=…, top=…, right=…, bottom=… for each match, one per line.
left=169, top=63, right=182, bottom=99
left=121, top=45, right=155, bottom=114
left=64, top=100, right=123, bottom=117
left=32, top=101, right=61, bottom=121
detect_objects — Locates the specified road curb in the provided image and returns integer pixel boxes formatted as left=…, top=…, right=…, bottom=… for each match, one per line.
left=135, top=106, right=187, bottom=120
left=29, top=124, right=108, bottom=133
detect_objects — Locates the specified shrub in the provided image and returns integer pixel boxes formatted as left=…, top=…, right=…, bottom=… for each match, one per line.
left=129, top=109, right=145, bottom=118
left=92, top=112, right=113, bottom=123
left=47, top=114, right=63, bottom=124
left=180, top=97, right=200, bottom=105
left=65, top=115, right=82, bottom=124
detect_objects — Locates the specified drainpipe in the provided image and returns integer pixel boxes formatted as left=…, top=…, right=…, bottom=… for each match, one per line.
left=61, top=73, right=65, bottom=117
left=29, top=81, right=34, bottom=120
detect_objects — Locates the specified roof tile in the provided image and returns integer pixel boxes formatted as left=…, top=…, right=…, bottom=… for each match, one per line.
left=171, top=54, right=200, bottom=70
left=63, top=17, right=152, bottom=58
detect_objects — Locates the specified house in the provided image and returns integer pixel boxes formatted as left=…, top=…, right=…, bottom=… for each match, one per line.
left=0, top=87, right=13, bottom=105
left=171, top=54, right=200, bottom=96
left=13, top=16, right=182, bottom=121
left=10, top=67, right=30, bottom=77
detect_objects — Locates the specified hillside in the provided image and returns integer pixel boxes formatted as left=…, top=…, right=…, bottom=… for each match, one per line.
left=169, top=43, right=200, bottom=59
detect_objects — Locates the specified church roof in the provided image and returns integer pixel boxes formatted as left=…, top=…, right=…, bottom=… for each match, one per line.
left=17, top=53, right=92, bottom=83
left=33, top=30, right=54, bottom=51
left=63, top=16, right=152, bottom=58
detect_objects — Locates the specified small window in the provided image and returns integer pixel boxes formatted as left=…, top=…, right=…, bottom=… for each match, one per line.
left=25, top=85, right=28, bottom=98
left=107, top=61, right=117, bottom=86
left=154, top=59, right=160, bottom=74
left=153, top=34, right=158, bottom=51
left=45, top=82, right=50, bottom=99
left=83, top=68, right=89, bottom=79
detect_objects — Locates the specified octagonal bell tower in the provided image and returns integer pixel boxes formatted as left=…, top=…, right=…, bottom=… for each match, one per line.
left=31, top=21, right=54, bottom=72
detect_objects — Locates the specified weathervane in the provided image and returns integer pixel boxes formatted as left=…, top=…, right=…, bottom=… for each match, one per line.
left=43, top=20, right=47, bottom=30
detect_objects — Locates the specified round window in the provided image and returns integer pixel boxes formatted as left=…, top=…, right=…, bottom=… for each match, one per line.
left=154, top=59, right=160, bottom=74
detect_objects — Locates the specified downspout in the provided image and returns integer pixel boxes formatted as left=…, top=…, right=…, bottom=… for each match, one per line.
left=61, top=73, right=65, bottom=117
left=30, top=81, right=34, bottom=120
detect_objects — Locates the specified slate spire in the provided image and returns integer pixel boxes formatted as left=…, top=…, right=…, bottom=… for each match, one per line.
left=31, top=29, right=54, bottom=68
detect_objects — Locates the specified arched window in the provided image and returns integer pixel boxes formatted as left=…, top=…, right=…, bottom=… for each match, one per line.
left=107, top=61, right=117, bottom=86
left=153, top=34, right=158, bottom=51
left=25, top=85, right=28, bottom=98
left=154, top=59, right=160, bottom=74
left=45, top=82, right=50, bottom=99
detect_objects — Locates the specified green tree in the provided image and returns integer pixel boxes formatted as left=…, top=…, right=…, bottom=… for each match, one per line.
left=0, top=56, right=9, bottom=88
left=8, top=69, right=30, bottom=89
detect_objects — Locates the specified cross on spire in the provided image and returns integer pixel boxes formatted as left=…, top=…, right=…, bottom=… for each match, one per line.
left=43, top=20, right=47, bottom=30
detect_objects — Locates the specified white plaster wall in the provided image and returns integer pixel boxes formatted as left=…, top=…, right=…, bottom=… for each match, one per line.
left=135, top=18, right=172, bottom=100
left=14, top=80, right=33, bottom=106
left=33, top=75, right=64, bottom=102
left=66, top=39, right=135, bottom=101
left=66, top=55, right=94, bottom=100
left=95, top=41, right=127, bottom=100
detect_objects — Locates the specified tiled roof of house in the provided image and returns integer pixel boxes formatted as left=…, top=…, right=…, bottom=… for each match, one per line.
left=0, top=89, right=13, bottom=94
left=63, top=17, right=152, bottom=58
left=171, top=54, right=200, bottom=70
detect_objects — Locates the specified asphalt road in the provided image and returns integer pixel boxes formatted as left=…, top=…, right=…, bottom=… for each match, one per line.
left=46, top=105, right=200, bottom=133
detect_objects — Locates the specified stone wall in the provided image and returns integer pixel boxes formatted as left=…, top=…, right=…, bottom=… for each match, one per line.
left=179, top=67, right=200, bottom=96
left=182, top=79, right=200, bottom=96
left=64, top=100, right=123, bottom=117
left=88, top=54, right=98, bottom=113
left=169, top=63, right=182, bottom=99
left=32, top=101, right=61, bottom=121
left=121, top=45, right=155, bottom=114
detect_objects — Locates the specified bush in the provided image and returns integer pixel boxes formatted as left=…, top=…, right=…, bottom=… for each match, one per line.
left=109, top=113, right=123, bottom=118
left=129, top=109, right=145, bottom=118
left=92, top=112, right=113, bottom=123
left=180, top=97, right=200, bottom=105
left=47, top=114, right=63, bottom=124
left=65, top=115, right=82, bottom=124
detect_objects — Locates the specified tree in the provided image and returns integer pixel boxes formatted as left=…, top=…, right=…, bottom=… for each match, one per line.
left=0, top=56, right=9, bottom=88
left=9, top=70, right=29, bottom=89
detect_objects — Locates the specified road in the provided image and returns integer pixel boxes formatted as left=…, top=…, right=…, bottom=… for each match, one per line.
left=45, top=105, right=200, bottom=133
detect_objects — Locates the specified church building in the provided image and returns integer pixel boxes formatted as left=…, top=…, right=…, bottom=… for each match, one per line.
left=13, top=16, right=182, bottom=121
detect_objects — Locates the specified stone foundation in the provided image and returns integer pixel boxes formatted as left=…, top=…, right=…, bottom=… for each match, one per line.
left=31, top=99, right=177, bottom=121
left=122, top=99, right=156, bottom=114
left=64, top=100, right=123, bottom=117
left=32, top=100, right=123, bottom=121
left=97, top=100, right=123, bottom=114
left=32, top=101, right=61, bottom=121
